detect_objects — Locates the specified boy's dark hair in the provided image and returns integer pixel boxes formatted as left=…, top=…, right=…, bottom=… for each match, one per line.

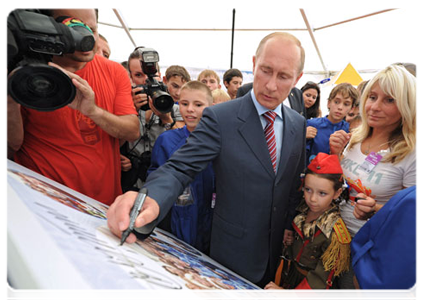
left=301, top=81, right=321, bottom=119
left=328, top=82, right=359, bottom=107
left=165, top=65, right=191, bottom=83
left=223, top=68, right=243, bottom=84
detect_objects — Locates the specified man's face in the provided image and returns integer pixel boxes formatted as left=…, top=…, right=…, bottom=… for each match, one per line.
left=224, top=76, right=243, bottom=99
left=252, top=37, right=302, bottom=110
left=129, top=58, right=148, bottom=86
left=96, top=38, right=111, bottom=59
left=52, top=9, right=99, bottom=63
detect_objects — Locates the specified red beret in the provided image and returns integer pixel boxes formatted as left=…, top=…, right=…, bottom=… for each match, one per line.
left=308, top=153, right=343, bottom=174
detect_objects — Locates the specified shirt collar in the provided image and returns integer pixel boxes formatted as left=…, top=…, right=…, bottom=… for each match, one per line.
left=250, top=89, right=283, bottom=120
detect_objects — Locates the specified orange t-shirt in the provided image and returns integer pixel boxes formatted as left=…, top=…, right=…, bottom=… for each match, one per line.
left=15, top=55, right=137, bottom=205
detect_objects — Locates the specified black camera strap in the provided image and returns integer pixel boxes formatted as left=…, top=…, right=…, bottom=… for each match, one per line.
left=126, top=112, right=156, bottom=157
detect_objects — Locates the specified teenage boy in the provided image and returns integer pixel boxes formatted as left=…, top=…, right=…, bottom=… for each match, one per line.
left=147, top=81, right=214, bottom=254
left=306, top=82, right=359, bottom=164
left=223, top=68, right=243, bottom=99
left=163, top=65, right=191, bottom=103
left=197, top=69, right=221, bottom=91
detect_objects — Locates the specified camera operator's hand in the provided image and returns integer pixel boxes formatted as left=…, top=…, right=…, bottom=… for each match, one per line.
left=120, top=155, right=132, bottom=172
left=148, top=97, right=173, bottom=124
left=131, top=87, right=148, bottom=111
left=48, top=62, right=98, bottom=117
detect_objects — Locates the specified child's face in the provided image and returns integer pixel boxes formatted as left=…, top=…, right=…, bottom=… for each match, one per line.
left=166, top=76, right=186, bottom=102
left=199, top=76, right=220, bottom=91
left=345, top=105, right=360, bottom=123
left=327, top=92, right=353, bottom=123
left=303, top=174, right=342, bottom=216
left=179, top=89, right=210, bottom=132
left=224, top=76, right=243, bottom=98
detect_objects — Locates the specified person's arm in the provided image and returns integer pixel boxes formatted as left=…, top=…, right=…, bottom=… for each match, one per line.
left=107, top=106, right=221, bottom=239
left=49, top=62, right=140, bottom=142
left=7, top=95, right=24, bottom=158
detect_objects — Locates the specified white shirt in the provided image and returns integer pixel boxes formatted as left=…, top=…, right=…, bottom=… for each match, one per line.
left=339, top=143, right=416, bottom=236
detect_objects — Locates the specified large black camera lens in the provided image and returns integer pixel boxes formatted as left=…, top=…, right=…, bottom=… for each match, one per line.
left=151, top=90, right=174, bottom=114
left=8, top=64, right=76, bottom=111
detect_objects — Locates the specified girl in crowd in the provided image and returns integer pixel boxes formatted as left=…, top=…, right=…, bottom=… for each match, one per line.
left=301, top=81, right=321, bottom=120
left=329, top=64, right=416, bottom=287
left=265, top=153, right=351, bottom=289
left=301, top=81, right=321, bottom=140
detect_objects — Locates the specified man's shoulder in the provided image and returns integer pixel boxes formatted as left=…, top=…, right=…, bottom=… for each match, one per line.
left=88, top=55, right=125, bottom=73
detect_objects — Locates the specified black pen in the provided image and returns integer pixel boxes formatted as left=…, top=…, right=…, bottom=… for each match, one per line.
left=354, top=197, right=366, bottom=202
left=120, top=188, right=148, bottom=246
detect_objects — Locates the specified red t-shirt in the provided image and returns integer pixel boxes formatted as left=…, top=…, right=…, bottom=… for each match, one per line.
left=15, top=55, right=137, bottom=205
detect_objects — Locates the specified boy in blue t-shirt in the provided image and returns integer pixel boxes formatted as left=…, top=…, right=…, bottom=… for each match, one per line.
left=306, top=83, right=358, bottom=164
left=147, top=81, right=214, bottom=254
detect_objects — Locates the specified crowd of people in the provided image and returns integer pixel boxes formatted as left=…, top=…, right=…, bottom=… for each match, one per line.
left=7, top=9, right=416, bottom=290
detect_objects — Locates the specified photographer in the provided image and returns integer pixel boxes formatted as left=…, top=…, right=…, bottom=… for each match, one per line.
left=120, top=47, right=185, bottom=192
left=8, top=9, right=139, bottom=205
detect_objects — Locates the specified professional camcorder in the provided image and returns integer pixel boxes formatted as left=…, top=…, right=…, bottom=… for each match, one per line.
left=7, top=9, right=95, bottom=111
left=134, top=48, right=174, bottom=114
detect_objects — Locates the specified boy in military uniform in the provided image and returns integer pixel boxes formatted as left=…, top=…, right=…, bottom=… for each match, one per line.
left=265, top=153, right=351, bottom=289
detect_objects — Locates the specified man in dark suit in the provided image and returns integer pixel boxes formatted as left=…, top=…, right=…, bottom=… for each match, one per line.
left=237, top=82, right=306, bottom=117
left=107, top=32, right=307, bottom=287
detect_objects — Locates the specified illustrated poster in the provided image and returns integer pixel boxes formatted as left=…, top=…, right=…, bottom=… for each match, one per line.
left=7, top=160, right=259, bottom=290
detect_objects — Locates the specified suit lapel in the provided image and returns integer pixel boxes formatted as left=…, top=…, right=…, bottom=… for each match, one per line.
left=276, top=105, right=298, bottom=182
left=237, top=95, right=275, bottom=177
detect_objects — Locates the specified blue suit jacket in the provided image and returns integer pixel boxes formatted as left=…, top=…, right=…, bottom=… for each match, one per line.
left=143, top=92, right=306, bottom=283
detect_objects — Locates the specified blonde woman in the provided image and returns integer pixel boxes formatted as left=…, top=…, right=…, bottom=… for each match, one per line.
left=329, top=64, right=415, bottom=288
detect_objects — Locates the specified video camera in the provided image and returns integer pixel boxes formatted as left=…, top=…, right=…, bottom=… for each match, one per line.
left=7, top=9, right=95, bottom=111
left=134, top=48, right=174, bottom=114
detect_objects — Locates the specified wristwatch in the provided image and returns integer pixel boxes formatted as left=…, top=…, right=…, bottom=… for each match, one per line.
left=163, top=120, right=175, bottom=130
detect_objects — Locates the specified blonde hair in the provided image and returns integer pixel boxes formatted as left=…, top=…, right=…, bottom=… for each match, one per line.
left=212, top=89, right=231, bottom=104
left=180, top=80, right=213, bottom=105
left=348, top=64, right=416, bottom=163
left=197, top=69, right=220, bottom=84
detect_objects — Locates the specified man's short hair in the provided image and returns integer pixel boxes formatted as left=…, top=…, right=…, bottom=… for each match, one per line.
left=255, top=32, right=305, bottom=75
left=197, top=69, right=220, bottom=84
left=223, top=68, right=243, bottom=84
left=181, top=80, right=213, bottom=105
left=165, top=65, right=191, bottom=82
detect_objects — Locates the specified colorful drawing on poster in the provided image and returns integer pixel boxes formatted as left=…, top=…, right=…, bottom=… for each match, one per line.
left=8, top=169, right=108, bottom=219
left=95, top=226, right=259, bottom=290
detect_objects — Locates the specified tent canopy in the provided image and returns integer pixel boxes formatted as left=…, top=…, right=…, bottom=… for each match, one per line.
left=97, top=5, right=418, bottom=77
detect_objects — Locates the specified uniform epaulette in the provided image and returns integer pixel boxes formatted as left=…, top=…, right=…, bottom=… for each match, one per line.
left=321, top=218, right=351, bottom=277
left=333, top=218, right=351, bottom=244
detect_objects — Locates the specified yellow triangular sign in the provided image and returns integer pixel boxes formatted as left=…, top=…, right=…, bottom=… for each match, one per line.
left=334, top=63, right=363, bottom=86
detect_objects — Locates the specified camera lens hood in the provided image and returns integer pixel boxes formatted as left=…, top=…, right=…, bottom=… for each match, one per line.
left=8, top=64, right=76, bottom=111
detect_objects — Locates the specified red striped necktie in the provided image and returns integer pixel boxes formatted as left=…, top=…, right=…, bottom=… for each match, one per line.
left=263, top=111, right=277, bottom=172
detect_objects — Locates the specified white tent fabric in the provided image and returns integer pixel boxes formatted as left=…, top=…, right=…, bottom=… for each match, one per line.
left=97, top=5, right=419, bottom=116
left=98, top=6, right=419, bottom=80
